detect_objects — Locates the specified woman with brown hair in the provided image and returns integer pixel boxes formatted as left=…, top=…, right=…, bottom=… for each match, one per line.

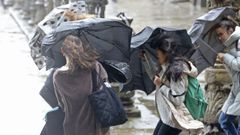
left=53, top=35, right=110, bottom=135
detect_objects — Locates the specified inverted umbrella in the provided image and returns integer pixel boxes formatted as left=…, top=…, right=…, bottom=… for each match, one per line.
left=42, top=18, right=133, bottom=83
left=123, top=26, right=194, bottom=94
left=29, top=1, right=87, bottom=70
left=188, top=7, right=236, bottom=73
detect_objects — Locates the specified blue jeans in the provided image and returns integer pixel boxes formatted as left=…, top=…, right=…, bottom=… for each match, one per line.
left=238, top=117, right=240, bottom=134
left=219, top=112, right=239, bottom=135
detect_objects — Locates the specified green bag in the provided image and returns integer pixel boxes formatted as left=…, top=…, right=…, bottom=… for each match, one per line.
left=184, top=76, right=208, bottom=120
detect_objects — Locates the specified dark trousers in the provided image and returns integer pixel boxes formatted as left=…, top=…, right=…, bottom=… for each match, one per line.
left=219, top=112, right=239, bottom=135
left=153, top=120, right=182, bottom=135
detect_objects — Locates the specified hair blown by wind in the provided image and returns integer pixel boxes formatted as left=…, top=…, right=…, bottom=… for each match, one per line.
left=61, top=35, right=100, bottom=72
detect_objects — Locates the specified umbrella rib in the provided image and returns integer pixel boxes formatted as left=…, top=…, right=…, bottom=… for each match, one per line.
left=82, top=30, right=130, bottom=60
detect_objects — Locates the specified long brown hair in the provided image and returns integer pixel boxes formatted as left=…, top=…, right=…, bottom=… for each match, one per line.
left=61, top=35, right=100, bottom=73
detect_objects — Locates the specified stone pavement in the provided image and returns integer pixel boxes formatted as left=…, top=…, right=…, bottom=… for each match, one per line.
left=0, top=8, right=51, bottom=135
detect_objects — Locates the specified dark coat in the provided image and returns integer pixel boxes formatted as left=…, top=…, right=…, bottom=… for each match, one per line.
left=53, top=61, right=109, bottom=135
left=39, top=69, right=58, bottom=108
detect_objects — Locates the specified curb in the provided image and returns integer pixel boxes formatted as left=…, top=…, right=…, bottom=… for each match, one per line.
left=9, top=8, right=35, bottom=41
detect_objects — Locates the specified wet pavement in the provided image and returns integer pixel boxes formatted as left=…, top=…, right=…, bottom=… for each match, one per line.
left=106, top=0, right=207, bottom=32
left=0, top=0, right=207, bottom=135
left=0, top=9, right=51, bottom=135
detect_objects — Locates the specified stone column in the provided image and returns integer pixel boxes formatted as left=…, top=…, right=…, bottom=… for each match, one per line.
left=32, top=0, right=46, bottom=25
left=201, top=0, right=207, bottom=7
left=201, top=61, right=231, bottom=135
left=112, top=83, right=141, bottom=118
left=22, top=0, right=32, bottom=20
left=28, top=0, right=38, bottom=25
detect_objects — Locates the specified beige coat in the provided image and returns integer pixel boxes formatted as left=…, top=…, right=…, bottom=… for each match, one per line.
left=155, top=62, right=204, bottom=132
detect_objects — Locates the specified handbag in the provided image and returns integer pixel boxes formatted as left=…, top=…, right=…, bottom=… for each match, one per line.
left=88, top=69, right=128, bottom=127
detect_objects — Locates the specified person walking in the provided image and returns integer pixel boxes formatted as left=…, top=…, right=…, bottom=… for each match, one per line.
left=150, top=35, right=204, bottom=135
left=53, top=35, right=110, bottom=135
left=214, top=17, right=240, bottom=135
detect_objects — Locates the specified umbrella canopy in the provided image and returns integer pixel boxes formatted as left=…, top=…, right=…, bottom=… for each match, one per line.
left=38, top=1, right=87, bottom=35
left=29, top=1, right=87, bottom=70
left=122, top=26, right=194, bottom=94
left=42, top=18, right=133, bottom=83
left=188, top=7, right=236, bottom=73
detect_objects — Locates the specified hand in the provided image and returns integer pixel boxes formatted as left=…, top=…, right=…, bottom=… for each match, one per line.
left=154, top=75, right=162, bottom=87
left=217, top=53, right=225, bottom=63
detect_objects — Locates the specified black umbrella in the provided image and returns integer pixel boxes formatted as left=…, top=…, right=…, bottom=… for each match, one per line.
left=132, top=26, right=194, bottom=57
left=29, top=1, right=87, bottom=70
left=42, top=18, right=133, bottom=83
left=188, top=7, right=236, bottom=73
left=122, top=26, right=194, bottom=94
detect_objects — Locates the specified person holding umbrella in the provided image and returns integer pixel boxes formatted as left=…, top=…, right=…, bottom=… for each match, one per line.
left=53, top=35, right=109, bottom=135
left=151, top=35, right=203, bottom=135
left=214, top=17, right=240, bottom=135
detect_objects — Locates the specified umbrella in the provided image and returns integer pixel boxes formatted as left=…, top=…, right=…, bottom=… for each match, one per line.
left=188, top=7, right=236, bottom=73
left=122, top=48, right=156, bottom=95
left=122, top=26, right=194, bottom=94
left=29, top=1, right=87, bottom=70
left=42, top=18, right=133, bottom=83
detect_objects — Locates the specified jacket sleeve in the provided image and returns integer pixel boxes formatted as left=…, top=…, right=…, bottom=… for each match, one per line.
left=224, top=51, right=240, bottom=72
left=160, top=74, right=188, bottom=106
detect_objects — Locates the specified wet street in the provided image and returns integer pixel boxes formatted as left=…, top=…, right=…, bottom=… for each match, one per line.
left=106, top=0, right=207, bottom=31
left=0, top=0, right=207, bottom=135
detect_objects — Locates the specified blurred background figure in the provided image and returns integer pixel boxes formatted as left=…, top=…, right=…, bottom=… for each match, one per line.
left=85, top=0, right=108, bottom=18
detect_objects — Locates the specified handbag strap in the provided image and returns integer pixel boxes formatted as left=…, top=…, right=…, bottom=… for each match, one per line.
left=91, top=69, right=105, bottom=92
left=91, top=69, right=98, bottom=93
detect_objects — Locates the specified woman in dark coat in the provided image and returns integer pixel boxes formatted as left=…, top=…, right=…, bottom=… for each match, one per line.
left=53, top=35, right=109, bottom=135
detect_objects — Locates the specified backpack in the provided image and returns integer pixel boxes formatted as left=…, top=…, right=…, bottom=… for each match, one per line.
left=184, top=76, right=208, bottom=120
left=164, top=58, right=208, bottom=120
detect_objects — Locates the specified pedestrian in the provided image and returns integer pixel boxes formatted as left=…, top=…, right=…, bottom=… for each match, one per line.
left=85, top=0, right=108, bottom=18
left=150, top=35, right=204, bottom=135
left=53, top=35, right=110, bottom=135
left=214, top=17, right=240, bottom=135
